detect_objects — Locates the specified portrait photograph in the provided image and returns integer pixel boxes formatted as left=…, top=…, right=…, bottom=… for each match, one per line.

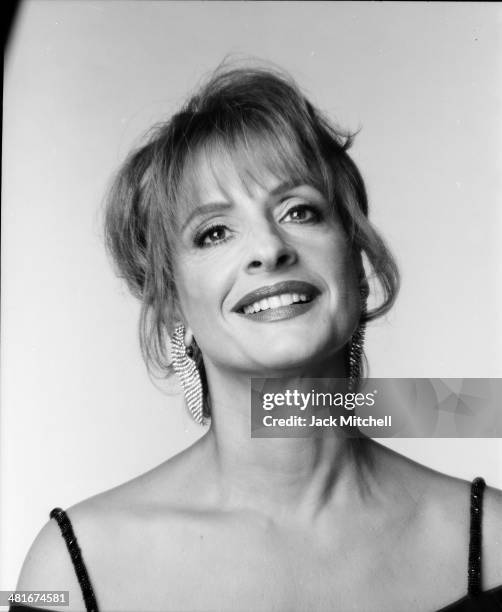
left=2, top=2, right=501, bottom=611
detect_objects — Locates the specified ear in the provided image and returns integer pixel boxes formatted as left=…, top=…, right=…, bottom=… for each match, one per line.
left=183, top=326, right=194, bottom=347
left=168, top=300, right=194, bottom=346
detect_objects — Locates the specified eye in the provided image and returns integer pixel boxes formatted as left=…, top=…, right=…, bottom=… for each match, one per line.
left=282, top=204, right=322, bottom=223
left=194, top=224, right=230, bottom=248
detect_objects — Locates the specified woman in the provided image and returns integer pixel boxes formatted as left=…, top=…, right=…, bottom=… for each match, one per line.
left=12, top=64, right=502, bottom=611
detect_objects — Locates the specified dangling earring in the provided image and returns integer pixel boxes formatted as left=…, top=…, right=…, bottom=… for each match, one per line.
left=348, top=285, right=369, bottom=392
left=171, top=325, right=205, bottom=425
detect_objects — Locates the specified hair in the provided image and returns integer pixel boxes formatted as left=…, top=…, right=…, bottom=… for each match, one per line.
left=104, top=62, right=400, bottom=414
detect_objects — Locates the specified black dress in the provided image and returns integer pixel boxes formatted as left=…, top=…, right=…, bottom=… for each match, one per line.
left=9, top=477, right=502, bottom=611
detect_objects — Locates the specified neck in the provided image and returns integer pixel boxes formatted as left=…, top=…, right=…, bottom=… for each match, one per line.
left=200, top=355, right=376, bottom=523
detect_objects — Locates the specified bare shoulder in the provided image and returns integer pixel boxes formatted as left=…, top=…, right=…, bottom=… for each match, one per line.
left=16, top=433, right=214, bottom=610
left=16, top=515, right=87, bottom=611
left=59, top=431, right=214, bottom=536
left=426, top=474, right=502, bottom=588
left=375, top=443, right=502, bottom=588
left=414, top=469, right=502, bottom=588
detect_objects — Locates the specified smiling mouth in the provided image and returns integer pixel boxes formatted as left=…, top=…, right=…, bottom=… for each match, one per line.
left=232, top=280, right=320, bottom=320
left=239, top=292, right=313, bottom=314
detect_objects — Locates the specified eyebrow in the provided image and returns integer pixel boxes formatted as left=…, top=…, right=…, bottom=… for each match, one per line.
left=181, top=202, right=234, bottom=231
left=180, top=180, right=305, bottom=231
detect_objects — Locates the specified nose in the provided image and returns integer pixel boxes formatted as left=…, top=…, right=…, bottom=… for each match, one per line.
left=245, top=222, right=298, bottom=273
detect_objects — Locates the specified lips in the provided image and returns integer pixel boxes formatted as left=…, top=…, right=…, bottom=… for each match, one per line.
left=232, top=280, right=321, bottom=314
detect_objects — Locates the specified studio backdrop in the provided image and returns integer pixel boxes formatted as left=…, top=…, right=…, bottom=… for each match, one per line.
left=2, top=1, right=501, bottom=590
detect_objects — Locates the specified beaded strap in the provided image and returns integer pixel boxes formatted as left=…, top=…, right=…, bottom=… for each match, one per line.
left=49, top=508, right=99, bottom=612
left=467, top=477, right=486, bottom=597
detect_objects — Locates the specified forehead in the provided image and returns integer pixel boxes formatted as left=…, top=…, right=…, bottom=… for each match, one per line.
left=183, top=148, right=287, bottom=205
left=176, top=134, right=325, bottom=221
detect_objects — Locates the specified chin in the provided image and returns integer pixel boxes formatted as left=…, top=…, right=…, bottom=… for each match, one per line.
left=246, top=343, right=330, bottom=375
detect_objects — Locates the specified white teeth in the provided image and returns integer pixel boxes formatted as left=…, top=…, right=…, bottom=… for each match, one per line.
left=279, top=294, right=294, bottom=306
left=241, top=292, right=312, bottom=314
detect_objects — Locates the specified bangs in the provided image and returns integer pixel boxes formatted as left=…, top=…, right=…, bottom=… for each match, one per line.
left=169, top=111, right=334, bottom=233
left=105, top=64, right=400, bottom=385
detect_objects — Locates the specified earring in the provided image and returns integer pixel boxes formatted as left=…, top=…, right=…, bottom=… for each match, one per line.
left=171, top=325, right=205, bottom=425
left=348, top=285, right=369, bottom=392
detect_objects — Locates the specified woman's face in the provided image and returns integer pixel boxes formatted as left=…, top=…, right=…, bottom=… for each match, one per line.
left=173, top=150, right=361, bottom=376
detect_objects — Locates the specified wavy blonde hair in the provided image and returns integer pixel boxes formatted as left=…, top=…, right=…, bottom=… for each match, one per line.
left=104, top=63, right=400, bottom=414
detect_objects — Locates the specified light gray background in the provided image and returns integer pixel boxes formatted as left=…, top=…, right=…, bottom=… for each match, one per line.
left=2, top=1, right=501, bottom=590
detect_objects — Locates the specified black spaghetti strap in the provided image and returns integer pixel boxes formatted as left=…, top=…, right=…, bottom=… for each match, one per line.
left=49, top=507, right=99, bottom=612
left=467, top=477, right=486, bottom=597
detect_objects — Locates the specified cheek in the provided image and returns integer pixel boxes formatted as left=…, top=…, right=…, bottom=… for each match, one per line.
left=337, top=254, right=362, bottom=318
left=310, top=226, right=355, bottom=280
left=312, top=238, right=361, bottom=324
left=174, top=259, right=228, bottom=333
